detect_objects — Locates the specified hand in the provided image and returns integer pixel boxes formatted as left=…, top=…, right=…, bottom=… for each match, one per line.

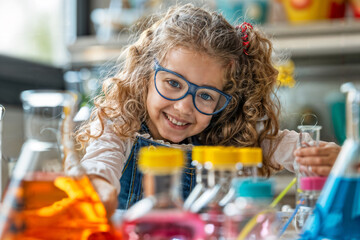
left=89, top=175, right=118, bottom=218
left=294, top=142, right=341, bottom=176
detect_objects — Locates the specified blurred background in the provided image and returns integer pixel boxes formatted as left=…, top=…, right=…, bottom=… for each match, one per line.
left=1, top=0, right=360, bottom=167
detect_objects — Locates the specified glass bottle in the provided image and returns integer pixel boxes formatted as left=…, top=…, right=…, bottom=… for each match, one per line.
left=294, top=176, right=327, bottom=232
left=223, top=178, right=279, bottom=240
left=121, top=146, right=206, bottom=240
left=300, top=83, right=360, bottom=239
left=0, top=90, right=116, bottom=240
left=190, top=146, right=238, bottom=240
left=183, top=146, right=209, bottom=210
left=219, top=147, right=263, bottom=208
left=237, top=147, right=263, bottom=178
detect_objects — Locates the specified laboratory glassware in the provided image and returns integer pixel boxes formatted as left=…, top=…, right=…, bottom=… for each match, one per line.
left=294, top=124, right=322, bottom=203
left=190, top=146, right=238, bottom=239
left=223, top=178, right=279, bottom=240
left=294, top=176, right=327, bottom=232
left=219, top=147, right=263, bottom=208
left=183, top=146, right=210, bottom=211
left=121, top=146, right=206, bottom=240
left=0, top=104, right=7, bottom=199
left=300, top=82, right=360, bottom=239
left=0, top=90, right=115, bottom=240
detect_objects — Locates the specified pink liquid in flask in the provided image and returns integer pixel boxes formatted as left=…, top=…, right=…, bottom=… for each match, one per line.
left=121, top=210, right=205, bottom=240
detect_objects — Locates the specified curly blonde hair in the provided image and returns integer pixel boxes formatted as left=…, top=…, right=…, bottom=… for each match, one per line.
left=76, top=4, right=282, bottom=176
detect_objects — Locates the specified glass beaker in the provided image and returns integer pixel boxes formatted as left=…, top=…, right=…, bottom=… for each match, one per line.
left=0, top=90, right=116, bottom=240
left=297, top=125, right=322, bottom=148
left=294, top=125, right=322, bottom=203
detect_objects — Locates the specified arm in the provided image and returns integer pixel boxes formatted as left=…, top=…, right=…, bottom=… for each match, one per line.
left=262, top=129, right=341, bottom=176
left=261, top=129, right=302, bottom=173
left=80, top=120, right=133, bottom=216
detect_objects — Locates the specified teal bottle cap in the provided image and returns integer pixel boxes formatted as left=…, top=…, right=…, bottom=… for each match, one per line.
left=234, top=178, right=274, bottom=199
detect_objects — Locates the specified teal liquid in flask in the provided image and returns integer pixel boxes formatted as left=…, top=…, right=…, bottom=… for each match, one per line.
left=300, top=83, right=360, bottom=240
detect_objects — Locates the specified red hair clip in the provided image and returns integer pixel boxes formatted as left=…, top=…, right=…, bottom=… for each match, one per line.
left=235, top=22, right=253, bottom=55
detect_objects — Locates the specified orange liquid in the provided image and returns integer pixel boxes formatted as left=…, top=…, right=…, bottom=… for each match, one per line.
left=0, top=172, right=121, bottom=240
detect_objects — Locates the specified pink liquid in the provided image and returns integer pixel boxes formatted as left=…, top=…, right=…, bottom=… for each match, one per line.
left=201, top=205, right=224, bottom=239
left=121, top=210, right=205, bottom=240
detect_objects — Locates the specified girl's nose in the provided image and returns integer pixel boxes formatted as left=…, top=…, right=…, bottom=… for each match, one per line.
left=173, top=95, right=194, bottom=115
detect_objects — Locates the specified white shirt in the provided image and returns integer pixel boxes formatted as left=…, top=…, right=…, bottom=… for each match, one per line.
left=80, top=121, right=307, bottom=194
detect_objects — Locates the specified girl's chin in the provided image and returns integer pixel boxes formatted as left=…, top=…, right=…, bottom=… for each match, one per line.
left=162, top=136, right=185, bottom=144
left=158, top=132, right=187, bottom=144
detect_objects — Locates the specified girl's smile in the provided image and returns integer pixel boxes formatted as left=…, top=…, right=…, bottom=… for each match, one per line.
left=164, top=112, right=191, bottom=127
left=146, top=47, right=226, bottom=143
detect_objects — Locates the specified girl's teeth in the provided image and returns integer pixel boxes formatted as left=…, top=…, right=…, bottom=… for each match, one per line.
left=166, top=114, right=187, bottom=126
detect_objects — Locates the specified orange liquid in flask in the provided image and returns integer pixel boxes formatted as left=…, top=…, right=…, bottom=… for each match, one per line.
left=0, top=172, right=120, bottom=240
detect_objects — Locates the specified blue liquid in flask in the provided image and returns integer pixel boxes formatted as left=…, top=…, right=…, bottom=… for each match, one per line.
left=301, top=174, right=360, bottom=240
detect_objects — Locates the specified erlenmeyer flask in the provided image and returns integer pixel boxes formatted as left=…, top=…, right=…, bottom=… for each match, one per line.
left=0, top=90, right=116, bottom=240
left=300, top=83, right=360, bottom=239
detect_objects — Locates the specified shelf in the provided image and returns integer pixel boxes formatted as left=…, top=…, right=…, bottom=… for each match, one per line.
left=67, top=34, right=129, bottom=68
left=67, top=19, right=360, bottom=68
left=263, top=19, right=360, bottom=58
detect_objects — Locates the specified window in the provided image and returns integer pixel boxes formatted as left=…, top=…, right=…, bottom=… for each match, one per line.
left=0, top=0, right=68, bottom=66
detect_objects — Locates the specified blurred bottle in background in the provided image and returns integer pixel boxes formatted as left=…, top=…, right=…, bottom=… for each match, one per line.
left=215, top=0, right=270, bottom=24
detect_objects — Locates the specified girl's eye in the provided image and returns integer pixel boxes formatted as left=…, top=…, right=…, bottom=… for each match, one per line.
left=199, top=92, right=213, bottom=101
left=167, top=79, right=181, bottom=88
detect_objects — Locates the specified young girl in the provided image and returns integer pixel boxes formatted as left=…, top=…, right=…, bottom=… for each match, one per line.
left=75, top=4, right=340, bottom=215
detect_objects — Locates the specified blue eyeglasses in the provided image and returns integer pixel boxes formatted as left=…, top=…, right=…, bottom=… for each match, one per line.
left=153, top=59, right=232, bottom=115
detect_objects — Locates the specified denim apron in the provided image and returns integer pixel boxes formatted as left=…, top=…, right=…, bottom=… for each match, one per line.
left=118, top=125, right=198, bottom=209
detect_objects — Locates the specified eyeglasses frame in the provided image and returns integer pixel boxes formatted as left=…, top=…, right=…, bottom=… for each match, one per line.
left=153, top=59, right=232, bottom=115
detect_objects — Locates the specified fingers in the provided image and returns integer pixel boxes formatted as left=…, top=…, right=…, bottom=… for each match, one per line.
left=294, top=142, right=341, bottom=177
left=300, top=165, right=332, bottom=176
left=295, top=146, right=337, bottom=157
left=295, top=142, right=340, bottom=155
left=294, top=143, right=341, bottom=165
left=296, top=155, right=335, bottom=166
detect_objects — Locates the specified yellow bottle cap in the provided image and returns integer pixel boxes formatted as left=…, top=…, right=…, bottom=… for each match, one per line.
left=238, top=147, right=263, bottom=166
left=192, top=146, right=211, bottom=165
left=138, top=146, right=185, bottom=174
left=206, top=146, right=238, bottom=170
